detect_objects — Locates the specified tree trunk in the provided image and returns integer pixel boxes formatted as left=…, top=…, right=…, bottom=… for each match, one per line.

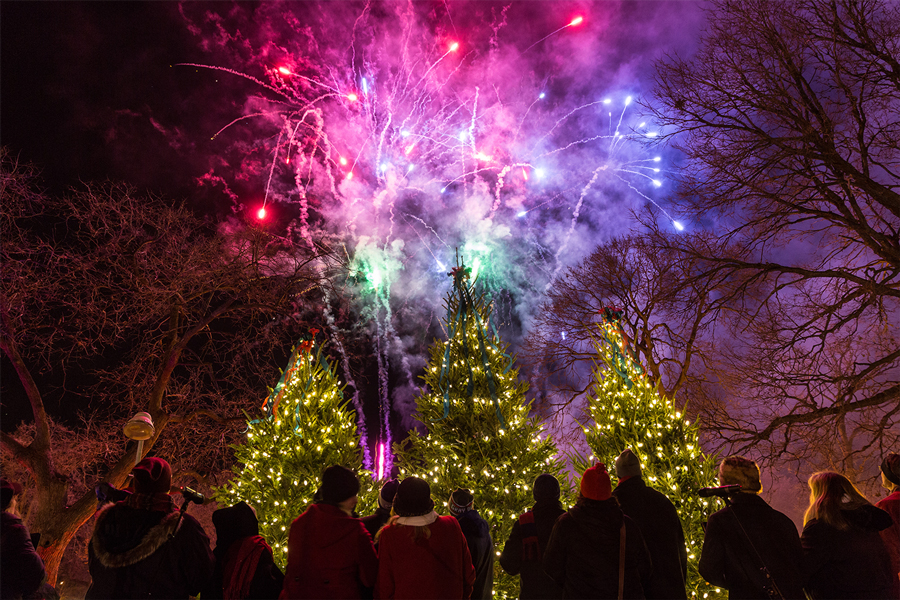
left=28, top=417, right=168, bottom=585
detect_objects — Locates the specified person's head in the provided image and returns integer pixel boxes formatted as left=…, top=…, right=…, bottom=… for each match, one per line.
left=1, top=479, right=23, bottom=512
left=448, top=488, right=474, bottom=517
left=881, top=454, right=900, bottom=492
left=212, top=501, right=258, bottom=555
left=615, top=449, right=642, bottom=480
left=320, top=465, right=360, bottom=514
left=580, top=463, right=612, bottom=501
left=132, top=457, right=172, bottom=495
left=533, top=473, right=561, bottom=505
left=803, top=471, right=870, bottom=529
left=391, top=477, right=436, bottom=541
left=718, top=456, right=762, bottom=493
left=392, top=476, right=435, bottom=517
left=378, top=479, right=400, bottom=511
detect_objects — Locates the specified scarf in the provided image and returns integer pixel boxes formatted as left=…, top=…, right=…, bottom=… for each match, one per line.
left=223, top=535, right=271, bottom=600
left=396, top=511, right=439, bottom=526
left=519, top=511, right=540, bottom=561
left=123, top=492, right=175, bottom=513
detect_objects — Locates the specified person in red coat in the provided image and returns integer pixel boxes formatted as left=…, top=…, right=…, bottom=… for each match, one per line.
left=876, top=454, right=900, bottom=599
left=280, top=466, right=378, bottom=599
left=375, top=477, right=475, bottom=599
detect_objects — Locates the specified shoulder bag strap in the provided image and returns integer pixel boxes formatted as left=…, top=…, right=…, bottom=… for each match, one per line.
left=618, top=522, right=626, bottom=600
left=728, top=507, right=785, bottom=599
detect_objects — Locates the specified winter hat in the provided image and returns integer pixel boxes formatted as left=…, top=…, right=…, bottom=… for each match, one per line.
left=449, top=488, right=474, bottom=516
left=615, top=449, right=642, bottom=479
left=718, top=456, right=762, bottom=493
left=882, top=454, right=900, bottom=486
left=378, top=479, right=400, bottom=510
left=132, top=457, right=172, bottom=495
left=1, top=478, right=22, bottom=511
left=320, top=465, right=360, bottom=504
left=580, top=463, right=613, bottom=501
left=393, top=477, right=435, bottom=517
left=533, top=473, right=561, bottom=503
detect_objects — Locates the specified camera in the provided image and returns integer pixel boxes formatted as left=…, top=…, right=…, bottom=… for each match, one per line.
left=179, top=486, right=205, bottom=505
left=698, top=484, right=742, bottom=498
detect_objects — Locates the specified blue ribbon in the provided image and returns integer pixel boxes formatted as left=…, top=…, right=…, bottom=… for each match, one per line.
left=599, top=307, right=644, bottom=388
left=245, top=339, right=323, bottom=434
left=435, top=266, right=508, bottom=428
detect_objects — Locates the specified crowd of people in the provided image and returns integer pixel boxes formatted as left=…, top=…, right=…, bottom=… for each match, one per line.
left=1, top=452, right=898, bottom=599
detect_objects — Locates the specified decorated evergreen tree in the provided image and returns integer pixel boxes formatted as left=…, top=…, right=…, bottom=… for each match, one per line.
left=394, top=263, right=567, bottom=599
left=573, top=307, right=724, bottom=599
left=217, top=334, right=377, bottom=567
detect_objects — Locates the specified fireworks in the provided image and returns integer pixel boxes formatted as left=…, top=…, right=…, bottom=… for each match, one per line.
left=180, top=3, right=681, bottom=470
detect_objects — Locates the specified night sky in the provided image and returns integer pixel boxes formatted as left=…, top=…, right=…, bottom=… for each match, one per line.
left=2, top=1, right=707, bottom=435
left=2, top=1, right=705, bottom=200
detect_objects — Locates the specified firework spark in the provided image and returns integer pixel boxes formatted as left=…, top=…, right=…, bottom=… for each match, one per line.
left=180, top=2, right=680, bottom=469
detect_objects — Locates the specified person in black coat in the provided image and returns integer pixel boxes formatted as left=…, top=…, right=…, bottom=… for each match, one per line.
left=698, top=456, right=804, bottom=600
left=449, top=488, right=494, bottom=600
left=499, top=473, right=566, bottom=599
left=1, top=478, right=46, bottom=600
left=801, top=471, right=894, bottom=599
left=544, top=463, right=652, bottom=599
left=204, top=501, right=283, bottom=599
left=360, top=478, right=399, bottom=543
left=613, top=449, right=687, bottom=600
left=86, top=458, right=214, bottom=600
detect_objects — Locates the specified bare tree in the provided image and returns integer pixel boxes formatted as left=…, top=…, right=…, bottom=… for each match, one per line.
left=647, top=0, right=900, bottom=478
left=0, top=150, right=323, bottom=583
left=523, top=232, right=729, bottom=425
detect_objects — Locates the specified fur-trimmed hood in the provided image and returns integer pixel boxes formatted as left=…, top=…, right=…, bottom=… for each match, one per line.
left=91, top=502, right=181, bottom=569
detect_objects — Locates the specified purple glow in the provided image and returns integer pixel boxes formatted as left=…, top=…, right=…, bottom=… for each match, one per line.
left=176, top=1, right=694, bottom=447
left=376, top=442, right=385, bottom=480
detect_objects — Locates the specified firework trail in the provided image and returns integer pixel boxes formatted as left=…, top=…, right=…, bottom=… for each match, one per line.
left=179, top=2, right=681, bottom=469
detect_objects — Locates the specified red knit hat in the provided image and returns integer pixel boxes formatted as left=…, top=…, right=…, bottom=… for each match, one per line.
left=132, top=457, right=172, bottom=494
left=581, top=463, right=612, bottom=501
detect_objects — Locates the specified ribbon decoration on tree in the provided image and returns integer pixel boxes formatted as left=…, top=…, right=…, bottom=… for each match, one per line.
left=598, top=306, right=643, bottom=388
left=250, top=329, right=320, bottom=430
left=435, top=261, right=508, bottom=428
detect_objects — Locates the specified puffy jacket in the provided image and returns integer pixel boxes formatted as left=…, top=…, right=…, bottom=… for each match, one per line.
left=86, top=502, right=213, bottom=599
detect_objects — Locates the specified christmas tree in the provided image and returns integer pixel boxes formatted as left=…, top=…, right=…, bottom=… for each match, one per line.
left=394, top=263, right=567, bottom=599
left=217, top=334, right=377, bottom=567
left=573, top=307, right=724, bottom=599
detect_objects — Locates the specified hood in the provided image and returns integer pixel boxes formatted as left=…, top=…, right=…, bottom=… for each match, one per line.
left=213, top=502, right=258, bottom=559
left=307, top=503, right=364, bottom=550
left=91, top=503, right=181, bottom=568
left=842, top=503, right=893, bottom=532
left=569, top=497, right=624, bottom=529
